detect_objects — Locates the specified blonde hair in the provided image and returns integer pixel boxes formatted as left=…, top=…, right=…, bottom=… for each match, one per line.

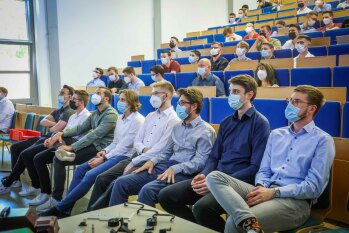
left=152, top=81, right=175, bottom=96
left=119, top=89, right=141, bottom=112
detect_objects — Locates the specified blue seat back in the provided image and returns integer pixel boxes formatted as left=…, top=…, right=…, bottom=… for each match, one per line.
left=333, top=66, right=349, bottom=100
left=223, top=41, right=240, bottom=47
left=24, top=112, right=36, bottom=130
left=324, top=28, right=349, bottom=44
left=141, top=60, right=157, bottom=74
left=291, top=67, right=331, bottom=87
left=183, top=36, right=197, bottom=41
left=173, top=57, right=190, bottom=65
left=198, top=35, right=214, bottom=43
left=100, top=75, right=109, bottom=86
left=86, top=94, right=97, bottom=111
left=221, top=53, right=235, bottom=62
left=127, top=61, right=141, bottom=68
left=224, top=70, right=254, bottom=95
left=275, top=68, right=290, bottom=86
left=138, top=74, right=153, bottom=86
left=211, top=71, right=225, bottom=84
left=164, top=73, right=176, bottom=87
left=304, top=31, right=324, bottom=38
left=35, top=114, right=47, bottom=134
left=273, top=35, right=289, bottom=45
left=343, top=102, right=349, bottom=138
left=246, top=51, right=261, bottom=60
left=187, top=45, right=204, bottom=50
left=138, top=95, right=154, bottom=116
left=214, top=34, right=226, bottom=43
left=254, top=99, right=288, bottom=130
left=112, top=95, right=119, bottom=112
left=314, top=101, right=341, bottom=137
left=210, top=97, right=234, bottom=124
left=274, top=49, right=292, bottom=58
left=176, top=72, right=197, bottom=89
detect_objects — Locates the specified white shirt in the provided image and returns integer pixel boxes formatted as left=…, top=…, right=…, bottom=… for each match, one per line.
left=86, top=78, right=106, bottom=87
left=0, top=97, right=15, bottom=133
left=104, top=112, right=145, bottom=159
left=65, top=108, right=91, bottom=140
left=282, top=40, right=296, bottom=50
left=297, top=7, right=312, bottom=15
left=132, top=106, right=180, bottom=165
left=225, top=33, right=243, bottom=42
left=293, top=51, right=315, bottom=68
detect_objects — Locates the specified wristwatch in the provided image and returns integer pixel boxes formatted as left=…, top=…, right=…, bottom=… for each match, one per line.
left=274, top=187, right=281, bottom=198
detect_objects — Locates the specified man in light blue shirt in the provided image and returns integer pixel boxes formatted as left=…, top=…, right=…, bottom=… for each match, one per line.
left=206, top=85, right=335, bottom=233
left=0, top=87, right=15, bottom=133
left=86, top=67, right=106, bottom=87
left=313, top=0, right=332, bottom=12
left=108, top=88, right=216, bottom=207
left=122, top=66, right=145, bottom=94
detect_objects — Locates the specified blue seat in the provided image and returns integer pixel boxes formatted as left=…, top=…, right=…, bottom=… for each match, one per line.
left=86, top=94, right=97, bottom=111
left=304, top=31, right=323, bottom=38
left=343, top=102, right=349, bottom=138
left=324, top=28, right=349, bottom=44
left=178, top=46, right=187, bottom=51
left=164, top=73, right=176, bottom=87
left=210, top=97, right=234, bottom=124
left=138, top=95, right=154, bottom=116
left=198, top=35, right=214, bottom=43
left=275, top=69, right=290, bottom=86
left=235, top=30, right=247, bottom=38
left=214, top=34, right=226, bottom=43
left=204, top=43, right=212, bottom=49
left=333, top=66, right=349, bottom=100
left=293, top=46, right=327, bottom=57
left=254, top=99, right=288, bottom=130
left=211, top=71, right=225, bottom=84
left=24, top=112, right=36, bottom=130
left=187, top=45, right=204, bottom=50
left=291, top=67, right=331, bottom=87
left=273, top=35, right=290, bottom=45
left=176, top=72, right=197, bottom=89
left=141, top=60, right=157, bottom=74
left=100, top=75, right=109, bottom=86
left=35, top=115, right=47, bottom=135
left=208, top=26, right=221, bottom=30
left=223, top=41, right=240, bottom=47
left=112, top=95, right=119, bottom=112
left=224, top=70, right=254, bottom=95
left=127, top=61, right=141, bottom=68
left=274, top=49, right=292, bottom=58
left=171, top=96, right=210, bottom=122
left=314, top=101, right=341, bottom=137
left=183, top=36, right=197, bottom=41
left=334, top=16, right=348, bottom=24
left=138, top=74, right=153, bottom=86
left=328, top=44, right=349, bottom=65
left=263, top=6, right=274, bottom=13
left=246, top=51, right=261, bottom=60
left=245, top=39, right=257, bottom=48
left=173, top=57, right=190, bottom=65
left=221, top=53, right=235, bottom=62
left=328, top=0, right=340, bottom=9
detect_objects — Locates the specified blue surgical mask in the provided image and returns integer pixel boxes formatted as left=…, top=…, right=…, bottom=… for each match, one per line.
left=117, top=101, right=128, bottom=114
left=176, top=105, right=189, bottom=120
left=161, top=57, right=168, bottom=65
left=58, top=96, right=65, bottom=104
left=285, top=103, right=306, bottom=123
left=261, top=50, right=270, bottom=58
left=295, top=44, right=306, bottom=53
left=188, top=56, right=196, bottom=64
left=228, top=94, right=243, bottom=110
left=197, top=67, right=206, bottom=76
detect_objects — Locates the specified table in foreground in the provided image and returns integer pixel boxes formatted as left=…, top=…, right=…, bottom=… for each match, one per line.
left=58, top=201, right=218, bottom=233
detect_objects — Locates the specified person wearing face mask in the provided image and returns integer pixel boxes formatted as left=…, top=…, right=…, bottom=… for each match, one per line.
left=122, top=66, right=145, bottom=94
left=169, top=36, right=182, bottom=53
left=313, top=0, right=332, bottom=13
left=107, top=66, right=126, bottom=94
left=282, top=24, right=301, bottom=50
left=228, top=12, right=238, bottom=24
left=255, top=63, right=279, bottom=87
left=191, top=58, right=226, bottom=97
left=260, top=43, right=276, bottom=60
left=317, top=11, right=342, bottom=31
left=243, top=23, right=259, bottom=40
left=188, top=50, right=201, bottom=64
left=297, top=0, right=312, bottom=14
left=86, top=82, right=180, bottom=211
left=160, top=50, right=181, bottom=73
left=222, top=27, right=242, bottom=42
left=237, top=8, right=248, bottom=21
left=230, top=41, right=252, bottom=62
left=207, top=85, right=334, bottom=233
left=250, top=25, right=281, bottom=52
left=210, top=42, right=229, bottom=71
left=271, top=0, right=281, bottom=12
left=0, top=87, right=15, bottom=134
left=257, top=0, right=273, bottom=9
left=158, top=75, right=270, bottom=233
left=0, top=85, right=75, bottom=196
left=41, top=90, right=145, bottom=218
left=293, top=35, right=315, bottom=67
left=150, top=65, right=168, bottom=86
left=301, top=11, right=321, bottom=33
left=107, top=88, right=216, bottom=208
left=271, top=20, right=286, bottom=37
left=87, top=67, right=106, bottom=87
left=338, top=0, right=349, bottom=8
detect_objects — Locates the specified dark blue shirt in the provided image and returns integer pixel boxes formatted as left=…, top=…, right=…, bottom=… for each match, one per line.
left=191, top=73, right=226, bottom=97
left=202, top=106, right=271, bottom=184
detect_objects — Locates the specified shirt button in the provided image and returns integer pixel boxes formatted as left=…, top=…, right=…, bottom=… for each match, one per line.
left=294, top=137, right=297, bottom=139
left=290, top=148, right=293, bottom=150
left=282, top=167, right=285, bottom=169
left=287, top=159, right=290, bottom=162
left=279, top=178, right=281, bottom=180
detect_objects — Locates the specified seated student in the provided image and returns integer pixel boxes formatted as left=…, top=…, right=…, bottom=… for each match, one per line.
left=297, top=0, right=312, bottom=14
left=223, top=27, right=242, bottom=42
left=41, top=90, right=145, bottom=218
left=108, top=88, right=216, bottom=207
left=0, top=87, right=15, bottom=134
left=0, top=85, right=75, bottom=195
left=261, top=43, right=276, bottom=60
left=123, top=66, right=145, bottom=94
left=191, top=58, right=226, bottom=97
left=243, top=23, right=259, bottom=40
left=188, top=50, right=201, bottom=64
left=169, top=36, right=182, bottom=53
left=338, top=0, right=349, bottom=8
left=87, top=82, right=179, bottom=211
left=150, top=65, right=168, bottom=86
left=258, top=0, right=273, bottom=9
left=242, top=4, right=249, bottom=12
left=161, top=50, right=181, bottom=73
left=255, top=63, right=279, bottom=87
left=237, top=8, right=248, bottom=21
left=207, top=85, right=335, bottom=233
left=230, top=41, right=252, bottom=62
left=210, top=42, right=229, bottom=71
left=313, top=0, right=332, bottom=13
left=294, top=35, right=315, bottom=67
left=301, top=11, right=321, bottom=33
left=317, top=11, right=342, bottom=31
left=17, top=91, right=91, bottom=206
left=107, top=66, right=126, bottom=94
left=271, top=0, right=281, bottom=11
left=282, top=24, right=301, bottom=50
left=158, top=75, right=270, bottom=233
left=228, top=12, right=238, bottom=24
left=87, top=67, right=106, bottom=87
left=250, top=25, right=281, bottom=52
left=271, top=20, right=286, bottom=37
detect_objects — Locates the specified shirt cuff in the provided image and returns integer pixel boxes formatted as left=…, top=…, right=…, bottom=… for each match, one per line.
left=150, top=157, right=159, bottom=166
left=170, top=164, right=182, bottom=174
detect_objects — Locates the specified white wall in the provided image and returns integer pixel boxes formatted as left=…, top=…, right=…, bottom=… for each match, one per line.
left=232, top=0, right=259, bottom=14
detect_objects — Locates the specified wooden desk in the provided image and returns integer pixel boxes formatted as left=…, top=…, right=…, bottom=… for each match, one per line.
left=262, top=58, right=294, bottom=69
left=139, top=86, right=153, bottom=95
left=58, top=202, right=217, bottom=233
left=227, top=60, right=259, bottom=71
left=296, top=55, right=336, bottom=68
left=190, top=86, right=217, bottom=97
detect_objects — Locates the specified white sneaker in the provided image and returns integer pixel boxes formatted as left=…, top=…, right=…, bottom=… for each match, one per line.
left=55, top=150, right=76, bottom=162
left=29, top=193, right=49, bottom=206
left=0, top=183, right=12, bottom=195
left=11, top=180, right=22, bottom=189
left=18, top=186, right=40, bottom=197
left=36, top=197, right=59, bottom=212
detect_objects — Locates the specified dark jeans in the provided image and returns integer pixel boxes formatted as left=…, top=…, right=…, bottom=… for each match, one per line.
left=158, top=179, right=226, bottom=233
left=10, top=137, right=42, bottom=170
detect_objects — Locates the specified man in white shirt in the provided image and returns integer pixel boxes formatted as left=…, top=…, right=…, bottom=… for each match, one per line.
left=87, top=81, right=180, bottom=211
left=282, top=24, right=301, bottom=50
left=294, top=35, right=315, bottom=68
left=223, top=27, right=242, bottom=42
left=297, top=0, right=312, bottom=14
left=0, top=87, right=15, bottom=133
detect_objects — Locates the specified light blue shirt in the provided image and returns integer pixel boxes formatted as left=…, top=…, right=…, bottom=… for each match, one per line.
left=0, top=97, right=15, bottom=133
left=151, top=116, right=216, bottom=175
left=86, top=79, right=106, bottom=87
left=313, top=3, right=332, bottom=12
left=127, top=78, right=145, bottom=94
left=255, top=121, right=335, bottom=200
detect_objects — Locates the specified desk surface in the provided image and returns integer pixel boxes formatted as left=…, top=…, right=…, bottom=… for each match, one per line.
left=58, top=202, right=217, bottom=233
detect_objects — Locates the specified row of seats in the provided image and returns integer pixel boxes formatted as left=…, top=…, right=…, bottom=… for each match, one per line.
left=258, top=1, right=343, bottom=14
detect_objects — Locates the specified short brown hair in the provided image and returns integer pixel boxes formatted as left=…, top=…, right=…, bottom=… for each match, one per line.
left=63, top=85, right=74, bottom=96
left=95, top=67, right=104, bottom=75
left=152, top=81, right=175, bottom=96
left=322, top=10, right=334, bottom=17
left=308, top=11, right=318, bottom=17
left=211, top=41, right=223, bottom=47
left=191, top=50, right=201, bottom=58
left=176, top=88, right=203, bottom=114
left=289, top=24, right=301, bottom=32
left=122, top=66, right=136, bottom=75
left=161, top=50, right=171, bottom=57
left=261, top=25, right=272, bottom=32
left=275, top=20, right=286, bottom=26
left=262, top=42, right=274, bottom=50
left=0, top=87, right=8, bottom=96
left=150, top=65, right=164, bottom=77
left=171, top=36, right=179, bottom=43
left=107, top=66, right=118, bottom=74
left=98, top=87, right=112, bottom=103
left=297, top=35, right=311, bottom=42
left=294, top=85, right=324, bottom=116
left=119, top=89, right=141, bottom=112
left=237, top=41, right=250, bottom=50
left=74, top=90, right=89, bottom=107
left=228, top=74, right=257, bottom=101
left=223, top=27, right=233, bottom=36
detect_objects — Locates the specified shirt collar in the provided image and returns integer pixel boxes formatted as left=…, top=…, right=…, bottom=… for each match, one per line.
left=232, top=106, right=256, bottom=120
left=201, top=73, right=213, bottom=81
left=289, top=120, right=316, bottom=135
left=182, top=115, right=202, bottom=128
left=76, top=108, right=88, bottom=117
left=97, top=105, right=110, bottom=114
left=122, top=112, right=135, bottom=121
left=158, top=106, right=174, bottom=116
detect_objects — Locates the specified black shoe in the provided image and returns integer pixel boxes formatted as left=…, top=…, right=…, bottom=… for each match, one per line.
left=40, top=206, right=70, bottom=219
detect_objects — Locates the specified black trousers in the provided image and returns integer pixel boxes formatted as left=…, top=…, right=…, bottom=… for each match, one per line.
left=158, top=179, right=226, bottom=233
left=9, top=137, right=42, bottom=170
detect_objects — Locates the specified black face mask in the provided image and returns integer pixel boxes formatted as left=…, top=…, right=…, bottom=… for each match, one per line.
left=69, top=100, right=78, bottom=110
left=289, top=32, right=297, bottom=40
left=169, top=41, right=176, bottom=48
left=298, top=3, right=304, bottom=8
left=259, top=32, right=267, bottom=38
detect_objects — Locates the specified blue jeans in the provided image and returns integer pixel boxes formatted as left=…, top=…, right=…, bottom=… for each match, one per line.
left=109, top=161, right=193, bottom=207
left=56, top=156, right=128, bottom=213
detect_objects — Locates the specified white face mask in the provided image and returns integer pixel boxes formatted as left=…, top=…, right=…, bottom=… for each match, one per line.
left=124, top=76, right=131, bottom=83
left=151, top=74, right=159, bottom=82
left=308, top=19, right=316, bottom=27
left=245, top=27, right=253, bottom=34
left=236, top=47, right=245, bottom=56
left=92, top=72, right=99, bottom=79
left=257, top=70, right=268, bottom=81
left=109, top=75, right=117, bottom=81
left=323, top=18, right=332, bottom=25
left=91, top=94, right=102, bottom=106
left=150, top=95, right=164, bottom=109
left=210, top=48, right=219, bottom=56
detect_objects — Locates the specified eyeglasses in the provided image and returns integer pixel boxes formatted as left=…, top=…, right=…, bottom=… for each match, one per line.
left=151, top=91, right=166, bottom=96
left=286, top=97, right=311, bottom=106
left=177, top=100, right=191, bottom=106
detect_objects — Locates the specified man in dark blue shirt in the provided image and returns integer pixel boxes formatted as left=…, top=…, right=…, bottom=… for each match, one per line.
left=158, top=74, right=270, bottom=232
